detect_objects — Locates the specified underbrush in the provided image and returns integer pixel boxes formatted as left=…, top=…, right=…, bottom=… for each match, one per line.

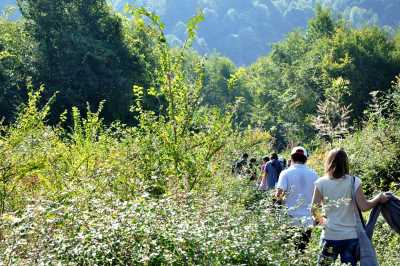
left=308, top=77, right=400, bottom=195
left=2, top=183, right=400, bottom=265
left=1, top=89, right=400, bottom=264
left=1, top=181, right=319, bottom=265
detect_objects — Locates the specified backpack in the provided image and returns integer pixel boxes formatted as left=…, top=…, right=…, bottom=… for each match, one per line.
left=271, top=160, right=282, bottom=177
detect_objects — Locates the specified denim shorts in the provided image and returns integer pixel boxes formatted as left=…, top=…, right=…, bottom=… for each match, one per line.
left=317, top=238, right=359, bottom=266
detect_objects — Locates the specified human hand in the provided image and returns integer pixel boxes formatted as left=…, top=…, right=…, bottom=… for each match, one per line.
left=313, top=216, right=326, bottom=226
left=379, top=192, right=390, bottom=204
left=318, top=217, right=327, bottom=225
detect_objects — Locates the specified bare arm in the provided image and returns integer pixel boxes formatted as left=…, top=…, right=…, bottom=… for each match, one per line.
left=275, top=188, right=284, bottom=199
left=311, top=187, right=325, bottom=225
left=275, top=173, right=286, bottom=199
left=355, top=186, right=389, bottom=212
left=257, top=174, right=262, bottom=184
left=258, top=168, right=267, bottom=184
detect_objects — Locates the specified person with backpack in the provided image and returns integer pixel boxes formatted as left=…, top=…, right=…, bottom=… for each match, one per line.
left=275, top=146, right=319, bottom=250
left=232, top=153, right=249, bottom=176
left=265, top=153, right=283, bottom=189
left=279, top=157, right=287, bottom=170
left=247, top=157, right=258, bottom=181
left=311, top=148, right=389, bottom=266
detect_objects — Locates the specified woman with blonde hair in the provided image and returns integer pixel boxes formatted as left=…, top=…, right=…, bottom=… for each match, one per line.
left=311, top=148, right=389, bottom=266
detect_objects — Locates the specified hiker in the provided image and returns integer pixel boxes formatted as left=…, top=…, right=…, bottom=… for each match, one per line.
left=275, top=146, right=319, bottom=250
left=260, top=156, right=270, bottom=173
left=264, top=153, right=283, bottom=189
left=279, top=157, right=287, bottom=170
left=247, top=157, right=258, bottom=181
left=311, top=148, right=389, bottom=266
left=258, top=156, right=270, bottom=190
left=232, top=153, right=249, bottom=176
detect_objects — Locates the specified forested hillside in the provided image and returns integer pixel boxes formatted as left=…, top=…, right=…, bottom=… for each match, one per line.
left=108, top=0, right=400, bottom=65
left=2, top=0, right=400, bottom=64
left=1, top=1, right=400, bottom=144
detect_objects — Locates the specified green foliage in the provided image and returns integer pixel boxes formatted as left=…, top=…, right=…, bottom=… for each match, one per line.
left=1, top=3, right=400, bottom=265
left=124, top=6, right=234, bottom=193
left=198, top=53, right=237, bottom=107
left=0, top=85, right=55, bottom=215
left=1, top=3, right=400, bottom=144
left=307, top=4, right=336, bottom=40
left=16, top=0, right=158, bottom=124
left=0, top=186, right=320, bottom=265
left=184, top=9, right=204, bottom=49
left=108, top=0, right=400, bottom=65
left=242, top=6, right=400, bottom=145
left=0, top=16, right=36, bottom=121
left=312, top=77, right=352, bottom=143
left=309, top=76, right=400, bottom=194
left=339, top=76, right=400, bottom=194
left=4, top=0, right=400, bottom=65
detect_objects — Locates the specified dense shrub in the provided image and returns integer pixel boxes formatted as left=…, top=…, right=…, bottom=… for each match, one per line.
left=0, top=182, right=321, bottom=265
left=308, top=76, right=400, bottom=195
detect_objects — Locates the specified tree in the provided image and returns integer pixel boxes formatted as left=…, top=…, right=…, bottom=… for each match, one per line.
left=307, top=5, right=336, bottom=40
left=313, top=77, right=353, bottom=143
left=17, top=0, right=156, bottom=124
left=202, top=54, right=236, bottom=107
left=238, top=5, right=400, bottom=145
left=327, top=26, right=400, bottom=119
left=0, top=17, right=37, bottom=121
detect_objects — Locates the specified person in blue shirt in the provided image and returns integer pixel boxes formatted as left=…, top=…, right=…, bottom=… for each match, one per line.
left=265, top=152, right=282, bottom=189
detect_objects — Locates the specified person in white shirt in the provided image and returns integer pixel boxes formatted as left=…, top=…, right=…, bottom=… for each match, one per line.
left=311, top=148, right=389, bottom=266
left=275, top=146, right=319, bottom=250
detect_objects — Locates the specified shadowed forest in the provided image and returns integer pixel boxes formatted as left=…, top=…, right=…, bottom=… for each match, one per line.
left=2, top=0, right=400, bottom=64
left=1, top=0, right=400, bottom=265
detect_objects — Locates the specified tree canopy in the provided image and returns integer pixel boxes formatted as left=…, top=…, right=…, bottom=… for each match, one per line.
left=0, top=0, right=160, bottom=124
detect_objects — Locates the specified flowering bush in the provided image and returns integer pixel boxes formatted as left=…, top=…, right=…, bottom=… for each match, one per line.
left=1, top=182, right=321, bottom=265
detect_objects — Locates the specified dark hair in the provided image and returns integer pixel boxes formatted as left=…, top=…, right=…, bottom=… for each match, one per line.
left=262, top=156, right=270, bottom=162
left=242, top=153, right=249, bottom=159
left=291, top=153, right=307, bottom=164
left=271, top=153, right=278, bottom=160
left=324, top=148, right=349, bottom=179
left=250, top=158, right=257, bottom=163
